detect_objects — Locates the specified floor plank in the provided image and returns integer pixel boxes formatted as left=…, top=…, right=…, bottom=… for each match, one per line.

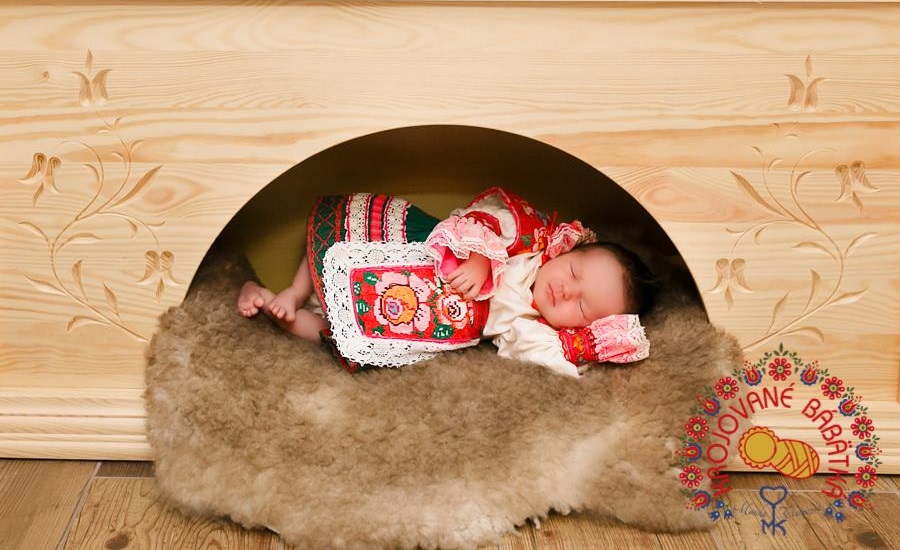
left=0, top=459, right=96, bottom=550
left=2, top=459, right=894, bottom=550
left=709, top=490, right=900, bottom=550
left=656, top=529, right=719, bottom=550
left=97, top=461, right=155, bottom=478
left=62, top=477, right=280, bottom=550
left=860, top=490, right=900, bottom=549
left=530, top=512, right=661, bottom=550
left=712, top=491, right=828, bottom=550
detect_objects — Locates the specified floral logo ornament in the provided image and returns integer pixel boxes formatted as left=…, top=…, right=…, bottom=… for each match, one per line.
left=680, top=465, right=703, bottom=489
left=768, top=357, right=792, bottom=381
left=683, top=416, right=710, bottom=441
left=16, top=50, right=173, bottom=342
left=715, top=377, right=739, bottom=400
left=677, top=344, right=881, bottom=527
left=718, top=119, right=879, bottom=351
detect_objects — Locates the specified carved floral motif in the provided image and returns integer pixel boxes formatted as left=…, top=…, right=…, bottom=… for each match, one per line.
left=712, top=121, right=879, bottom=351
left=17, top=51, right=174, bottom=342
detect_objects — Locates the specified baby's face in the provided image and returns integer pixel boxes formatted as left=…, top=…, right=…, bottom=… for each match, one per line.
left=531, top=247, right=627, bottom=329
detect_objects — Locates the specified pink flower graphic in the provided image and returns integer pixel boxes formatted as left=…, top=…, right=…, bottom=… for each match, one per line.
left=821, top=376, right=845, bottom=400
left=680, top=465, right=703, bottom=489
left=373, top=272, right=432, bottom=335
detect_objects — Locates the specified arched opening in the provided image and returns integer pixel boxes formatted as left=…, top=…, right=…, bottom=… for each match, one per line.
left=213, top=125, right=700, bottom=308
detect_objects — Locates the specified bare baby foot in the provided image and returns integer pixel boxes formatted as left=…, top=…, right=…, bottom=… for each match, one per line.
left=237, top=281, right=270, bottom=317
left=267, top=287, right=307, bottom=323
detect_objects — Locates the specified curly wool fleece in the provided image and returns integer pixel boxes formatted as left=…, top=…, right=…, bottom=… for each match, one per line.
left=145, top=249, right=746, bottom=549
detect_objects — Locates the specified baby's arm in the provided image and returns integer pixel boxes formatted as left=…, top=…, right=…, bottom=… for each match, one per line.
left=493, top=315, right=650, bottom=378
left=425, top=209, right=509, bottom=300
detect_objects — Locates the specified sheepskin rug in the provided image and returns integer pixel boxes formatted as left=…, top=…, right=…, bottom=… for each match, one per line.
left=145, top=248, right=746, bottom=549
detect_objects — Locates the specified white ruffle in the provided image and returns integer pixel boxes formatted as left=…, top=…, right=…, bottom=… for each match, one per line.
left=425, top=215, right=509, bottom=300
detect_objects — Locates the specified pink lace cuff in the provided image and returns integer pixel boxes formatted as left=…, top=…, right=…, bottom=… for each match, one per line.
left=558, top=314, right=649, bottom=366
left=425, top=214, right=509, bottom=300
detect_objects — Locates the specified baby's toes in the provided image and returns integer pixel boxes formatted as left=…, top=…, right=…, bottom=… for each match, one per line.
left=253, top=295, right=265, bottom=308
left=239, top=305, right=255, bottom=317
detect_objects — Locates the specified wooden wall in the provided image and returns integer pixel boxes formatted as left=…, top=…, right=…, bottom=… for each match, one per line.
left=0, top=1, right=897, bottom=471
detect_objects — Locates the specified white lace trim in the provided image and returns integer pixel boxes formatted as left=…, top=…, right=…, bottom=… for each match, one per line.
left=592, top=314, right=649, bottom=363
left=346, top=193, right=373, bottom=241
left=384, top=197, right=408, bottom=242
left=322, top=241, right=481, bottom=368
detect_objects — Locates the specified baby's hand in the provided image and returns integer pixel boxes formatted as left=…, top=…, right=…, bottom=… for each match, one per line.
left=446, top=253, right=491, bottom=300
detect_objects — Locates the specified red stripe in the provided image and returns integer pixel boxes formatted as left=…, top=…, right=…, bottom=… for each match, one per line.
left=371, top=195, right=385, bottom=241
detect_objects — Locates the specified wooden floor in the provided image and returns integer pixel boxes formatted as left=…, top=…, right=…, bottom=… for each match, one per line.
left=1, top=460, right=897, bottom=550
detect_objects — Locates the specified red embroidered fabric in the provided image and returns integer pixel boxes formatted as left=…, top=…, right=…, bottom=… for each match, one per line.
left=557, top=314, right=649, bottom=366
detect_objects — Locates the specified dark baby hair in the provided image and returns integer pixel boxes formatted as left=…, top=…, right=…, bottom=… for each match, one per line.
left=572, top=240, right=660, bottom=316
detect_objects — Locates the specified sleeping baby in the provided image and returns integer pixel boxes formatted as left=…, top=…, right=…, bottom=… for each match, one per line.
left=238, top=187, right=657, bottom=377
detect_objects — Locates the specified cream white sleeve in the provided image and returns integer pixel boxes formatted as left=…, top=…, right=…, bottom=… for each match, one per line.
left=492, top=318, right=581, bottom=379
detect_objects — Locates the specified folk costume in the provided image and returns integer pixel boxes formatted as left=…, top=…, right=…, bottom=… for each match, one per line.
left=307, top=188, right=649, bottom=377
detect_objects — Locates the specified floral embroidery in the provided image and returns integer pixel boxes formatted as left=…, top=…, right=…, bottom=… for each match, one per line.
left=557, top=314, right=649, bottom=366
left=373, top=272, right=432, bottom=334
left=436, top=292, right=471, bottom=329
left=350, top=265, right=485, bottom=343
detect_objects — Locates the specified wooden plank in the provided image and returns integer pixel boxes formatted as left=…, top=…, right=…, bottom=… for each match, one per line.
left=710, top=490, right=900, bottom=550
left=97, top=461, right=155, bottom=478
left=0, top=0, right=896, bottom=471
left=860, top=489, right=900, bottom=548
left=531, top=512, right=663, bottom=549
left=62, top=477, right=280, bottom=550
left=0, top=459, right=97, bottom=550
